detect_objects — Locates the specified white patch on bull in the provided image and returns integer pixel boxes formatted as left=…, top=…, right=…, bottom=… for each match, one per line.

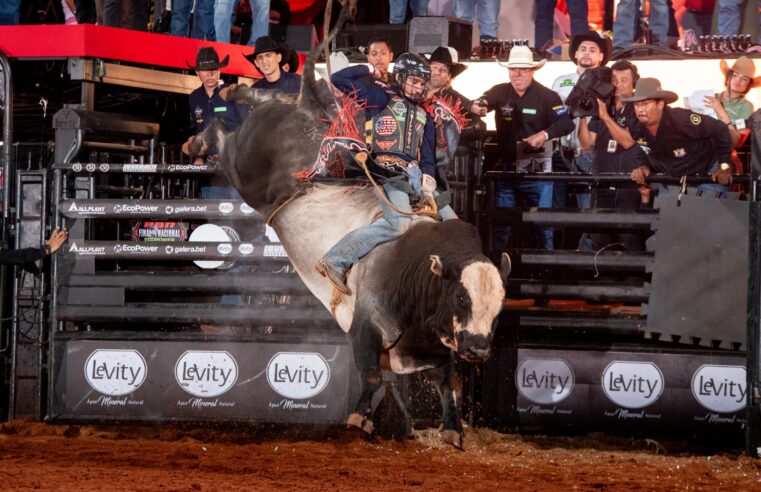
left=214, top=128, right=227, bottom=158
left=388, top=347, right=436, bottom=374
left=454, top=261, right=505, bottom=336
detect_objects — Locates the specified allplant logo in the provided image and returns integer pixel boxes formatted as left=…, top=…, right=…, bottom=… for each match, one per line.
left=515, top=358, right=575, bottom=404
left=84, top=349, right=147, bottom=396
left=266, top=352, right=330, bottom=399
left=174, top=351, right=238, bottom=398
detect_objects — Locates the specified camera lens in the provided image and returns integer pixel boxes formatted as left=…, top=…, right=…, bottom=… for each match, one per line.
left=579, top=97, right=594, bottom=112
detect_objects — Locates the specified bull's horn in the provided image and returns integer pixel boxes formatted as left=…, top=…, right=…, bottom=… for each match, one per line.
left=500, top=252, right=511, bottom=284
left=429, top=255, right=443, bottom=276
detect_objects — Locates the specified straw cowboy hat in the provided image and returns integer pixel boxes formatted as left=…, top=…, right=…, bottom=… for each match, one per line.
left=186, top=47, right=229, bottom=71
left=426, top=46, right=467, bottom=78
left=621, top=77, right=678, bottom=104
left=569, top=31, right=612, bottom=66
left=720, top=56, right=761, bottom=87
left=498, top=45, right=546, bottom=69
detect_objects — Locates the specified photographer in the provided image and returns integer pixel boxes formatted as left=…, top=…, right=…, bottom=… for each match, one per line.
left=578, top=60, right=647, bottom=251
left=551, top=31, right=611, bottom=210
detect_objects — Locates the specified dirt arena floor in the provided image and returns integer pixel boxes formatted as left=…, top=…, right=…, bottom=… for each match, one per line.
left=1, top=419, right=760, bottom=491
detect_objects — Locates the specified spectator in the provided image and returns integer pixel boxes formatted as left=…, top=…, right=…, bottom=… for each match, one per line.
left=703, top=56, right=758, bottom=150
left=613, top=0, right=669, bottom=51
left=578, top=60, right=647, bottom=251
left=552, top=31, right=611, bottom=210
left=455, top=0, right=501, bottom=41
left=621, top=78, right=734, bottom=200
left=171, top=0, right=215, bottom=39
left=215, top=0, right=269, bottom=45
left=244, top=36, right=302, bottom=93
left=718, top=0, right=761, bottom=44
left=103, top=0, right=148, bottom=31
left=471, top=46, right=574, bottom=251
left=535, top=0, right=589, bottom=49
left=0, top=1, right=19, bottom=24
left=0, top=227, right=68, bottom=266
left=389, top=0, right=429, bottom=24
left=315, top=53, right=447, bottom=294
left=681, top=0, right=716, bottom=38
left=365, top=37, right=395, bottom=85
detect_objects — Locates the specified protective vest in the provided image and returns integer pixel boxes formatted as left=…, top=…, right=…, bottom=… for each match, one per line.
left=366, top=94, right=427, bottom=161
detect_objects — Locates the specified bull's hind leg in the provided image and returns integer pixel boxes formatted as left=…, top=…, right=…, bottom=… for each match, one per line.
left=347, top=316, right=383, bottom=434
left=425, top=357, right=464, bottom=450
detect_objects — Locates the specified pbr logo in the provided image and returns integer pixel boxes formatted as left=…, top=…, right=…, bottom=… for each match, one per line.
left=515, top=358, right=575, bottom=405
left=219, top=202, right=234, bottom=214
left=691, top=365, right=747, bottom=414
left=84, top=349, right=147, bottom=396
left=238, top=243, right=254, bottom=255
left=175, top=351, right=238, bottom=398
left=266, top=352, right=330, bottom=399
left=602, top=361, right=664, bottom=409
left=240, top=203, right=255, bottom=214
left=217, top=243, right=233, bottom=255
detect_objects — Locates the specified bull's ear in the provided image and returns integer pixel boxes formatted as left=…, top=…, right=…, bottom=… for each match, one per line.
left=429, top=255, right=443, bottom=277
left=500, top=252, right=511, bottom=285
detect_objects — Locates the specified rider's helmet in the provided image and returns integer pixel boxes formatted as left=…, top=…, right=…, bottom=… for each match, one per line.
left=393, top=52, right=431, bottom=103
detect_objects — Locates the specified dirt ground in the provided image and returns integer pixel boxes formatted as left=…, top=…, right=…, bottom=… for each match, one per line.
left=1, top=419, right=760, bottom=491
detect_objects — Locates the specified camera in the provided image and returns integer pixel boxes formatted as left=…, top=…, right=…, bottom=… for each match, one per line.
left=565, top=67, right=615, bottom=118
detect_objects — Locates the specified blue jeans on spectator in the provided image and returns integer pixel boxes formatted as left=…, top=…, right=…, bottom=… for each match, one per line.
left=534, top=0, right=589, bottom=49
left=201, top=185, right=243, bottom=304
left=172, top=0, right=215, bottom=39
left=613, top=0, right=669, bottom=49
left=718, top=0, right=761, bottom=43
left=0, top=0, right=20, bottom=24
left=493, top=181, right=554, bottom=251
left=214, top=0, right=269, bottom=44
left=389, top=0, right=429, bottom=24
left=455, top=0, right=501, bottom=39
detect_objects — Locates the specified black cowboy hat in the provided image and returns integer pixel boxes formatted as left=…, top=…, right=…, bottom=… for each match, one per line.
left=243, top=36, right=282, bottom=75
left=278, top=42, right=299, bottom=73
left=569, top=31, right=612, bottom=66
left=186, top=47, right=229, bottom=71
left=427, top=46, right=467, bottom=78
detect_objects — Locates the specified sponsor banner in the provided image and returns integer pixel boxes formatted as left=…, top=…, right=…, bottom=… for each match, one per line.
left=514, top=349, right=746, bottom=432
left=60, top=200, right=265, bottom=220
left=55, top=339, right=350, bottom=423
left=55, top=162, right=219, bottom=174
left=132, top=221, right=188, bottom=242
left=65, top=241, right=288, bottom=260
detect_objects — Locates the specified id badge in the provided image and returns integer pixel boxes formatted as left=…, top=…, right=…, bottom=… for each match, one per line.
left=607, top=139, right=617, bottom=153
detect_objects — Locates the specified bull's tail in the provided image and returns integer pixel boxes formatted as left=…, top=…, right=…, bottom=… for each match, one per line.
left=299, top=0, right=355, bottom=116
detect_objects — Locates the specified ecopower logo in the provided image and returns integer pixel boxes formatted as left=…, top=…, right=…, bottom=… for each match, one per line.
left=515, top=358, right=575, bottom=404
left=84, top=349, right=147, bottom=396
left=691, top=365, right=747, bottom=414
left=174, top=351, right=238, bottom=398
left=266, top=352, right=330, bottom=399
left=602, top=361, right=664, bottom=409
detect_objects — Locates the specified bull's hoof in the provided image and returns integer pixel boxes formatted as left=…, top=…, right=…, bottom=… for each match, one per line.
left=347, top=413, right=374, bottom=434
left=441, top=430, right=464, bottom=450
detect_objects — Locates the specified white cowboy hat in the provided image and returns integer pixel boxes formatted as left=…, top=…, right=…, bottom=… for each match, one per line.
left=497, top=45, right=546, bottom=70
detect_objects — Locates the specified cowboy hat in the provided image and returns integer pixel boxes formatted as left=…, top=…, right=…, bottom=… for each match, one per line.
left=621, top=77, right=678, bottom=104
left=569, top=31, right=612, bottom=66
left=186, top=47, right=229, bottom=71
left=497, top=45, right=546, bottom=69
left=720, top=56, right=761, bottom=87
left=278, top=42, right=300, bottom=73
left=243, top=36, right=282, bottom=76
left=426, top=46, right=467, bottom=78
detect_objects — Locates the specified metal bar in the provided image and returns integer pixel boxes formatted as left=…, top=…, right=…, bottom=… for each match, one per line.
left=53, top=162, right=218, bottom=174
left=57, top=304, right=338, bottom=325
left=0, top=50, right=12, bottom=414
left=510, top=280, right=649, bottom=303
left=63, top=240, right=288, bottom=261
left=484, top=171, right=751, bottom=185
left=489, top=208, right=657, bottom=228
left=746, top=122, right=761, bottom=456
left=60, top=199, right=264, bottom=219
left=514, top=250, right=653, bottom=271
left=82, top=141, right=150, bottom=153
left=517, top=313, right=646, bottom=332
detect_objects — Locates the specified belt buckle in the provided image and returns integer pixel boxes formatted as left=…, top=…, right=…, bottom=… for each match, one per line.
left=375, top=154, right=407, bottom=169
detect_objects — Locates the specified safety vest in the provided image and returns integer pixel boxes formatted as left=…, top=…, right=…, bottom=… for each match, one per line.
left=365, top=94, right=427, bottom=160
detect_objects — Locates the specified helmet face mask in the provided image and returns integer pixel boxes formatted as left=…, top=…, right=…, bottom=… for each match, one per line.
left=393, top=53, right=431, bottom=103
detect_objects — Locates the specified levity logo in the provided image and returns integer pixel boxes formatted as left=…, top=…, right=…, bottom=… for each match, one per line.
left=266, top=352, right=330, bottom=399
left=515, top=358, right=574, bottom=404
left=602, top=361, right=664, bottom=409
left=84, top=349, right=147, bottom=396
left=174, top=351, right=238, bottom=398
left=691, top=365, right=747, bottom=414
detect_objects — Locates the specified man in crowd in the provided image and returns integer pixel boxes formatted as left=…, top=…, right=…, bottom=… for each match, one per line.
left=315, top=53, right=451, bottom=294
left=703, top=56, right=759, bottom=150
left=534, top=0, right=589, bottom=49
left=245, top=36, right=302, bottom=94
left=619, top=78, right=734, bottom=199
left=613, top=0, right=669, bottom=51
left=389, top=0, right=429, bottom=24
left=578, top=60, right=646, bottom=251
left=552, top=31, right=611, bottom=210
left=472, top=45, right=574, bottom=251
left=365, top=37, right=395, bottom=85
left=455, top=0, right=501, bottom=43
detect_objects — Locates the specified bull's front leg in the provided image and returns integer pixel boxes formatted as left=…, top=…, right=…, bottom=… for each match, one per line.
left=425, top=356, right=464, bottom=450
left=347, top=318, right=383, bottom=434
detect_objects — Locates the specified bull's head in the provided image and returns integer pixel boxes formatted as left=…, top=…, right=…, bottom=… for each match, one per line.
left=430, top=253, right=510, bottom=363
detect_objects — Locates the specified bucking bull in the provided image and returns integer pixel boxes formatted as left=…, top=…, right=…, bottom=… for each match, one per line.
left=190, top=2, right=509, bottom=449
